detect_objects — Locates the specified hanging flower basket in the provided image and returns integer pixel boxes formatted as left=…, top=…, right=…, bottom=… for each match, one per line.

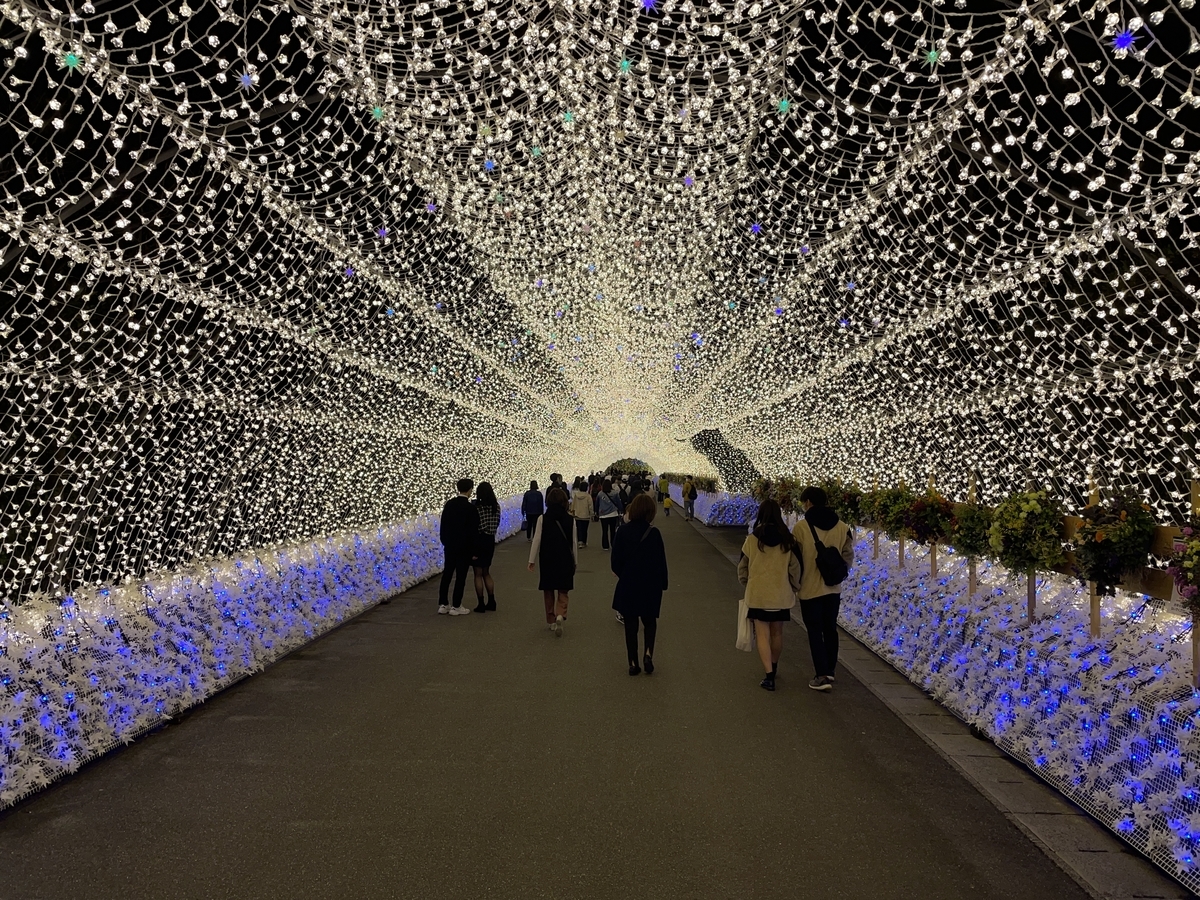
left=862, top=485, right=916, bottom=541
left=951, top=503, right=994, bottom=559
left=905, top=491, right=955, bottom=546
left=988, top=488, right=1066, bottom=574
left=1073, top=490, right=1156, bottom=596
left=819, top=478, right=863, bottom=526
left=1168, top=517, right=1200, bottom=618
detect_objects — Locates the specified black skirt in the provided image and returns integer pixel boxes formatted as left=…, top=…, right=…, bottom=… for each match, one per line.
left=474, top=537, right=496, bottom=567
left=747, top=607, right=791, bottom=622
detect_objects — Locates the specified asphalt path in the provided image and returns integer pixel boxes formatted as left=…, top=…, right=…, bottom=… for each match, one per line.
left=0, top=509, right=1089, bottom=900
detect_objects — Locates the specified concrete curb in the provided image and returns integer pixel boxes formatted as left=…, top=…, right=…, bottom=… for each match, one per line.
left=687, top=519, right=1193, bottom=900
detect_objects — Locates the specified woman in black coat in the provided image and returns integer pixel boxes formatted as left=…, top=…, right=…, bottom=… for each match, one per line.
left=611, top=493, right=668, bottom=675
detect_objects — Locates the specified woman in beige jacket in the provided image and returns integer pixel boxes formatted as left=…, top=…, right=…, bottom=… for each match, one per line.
left=737, top=499, right=801, bottom=691
left=570, top=477, right=595, bottom=548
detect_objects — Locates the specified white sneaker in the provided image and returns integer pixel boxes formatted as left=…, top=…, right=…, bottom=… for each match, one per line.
left=437, top=605, right=449, bottom=615
left=449, top=605, right=471, bottom=616
left=577, top=541, right=584, bottom=549
left=554, top=615, right=564, bottom=636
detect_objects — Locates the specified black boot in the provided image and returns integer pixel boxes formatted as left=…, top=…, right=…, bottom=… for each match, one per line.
left=485, top=595, right=496, bottom=611
left=474, top=599, right=487, bottom=613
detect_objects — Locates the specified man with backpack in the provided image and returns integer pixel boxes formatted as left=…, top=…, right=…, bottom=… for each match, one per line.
left=682, top=477, right=698, bottom=521
left=790, top=486, right=855, bottom=692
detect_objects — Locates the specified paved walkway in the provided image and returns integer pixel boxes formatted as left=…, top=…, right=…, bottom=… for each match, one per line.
left=0, top=511, right=1090, bottom=900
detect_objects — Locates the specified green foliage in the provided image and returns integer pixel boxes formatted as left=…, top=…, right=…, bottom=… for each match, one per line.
left=660, top=472, right=719, bottom=492
left=951, top=503, right=994, bottom=559
left=818, top=478, right=863, bottom=526
left=905, top=491, right=955, bottom=545
left=988, top=489, right=1066, bottom=574
left=1073, top=489, right=1156, bottom=596
left=750, top=477, right=772, bottom=503
left=1169, top=516, right=1200, bottom=616
left=607, top=458, right=651, bottom=475
left=862, top=486, right=917, bottom=540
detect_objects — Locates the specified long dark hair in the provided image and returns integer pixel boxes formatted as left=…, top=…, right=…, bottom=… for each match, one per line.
left=475, top=482, right=499, bottom=510
left=753, top=499, right=797, bottom=553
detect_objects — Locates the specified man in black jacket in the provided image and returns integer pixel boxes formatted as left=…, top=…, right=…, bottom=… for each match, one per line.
left=439, top=478, right=479, bottom=615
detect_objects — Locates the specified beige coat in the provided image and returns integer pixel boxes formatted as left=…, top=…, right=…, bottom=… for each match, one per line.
left=792, top=517, right=854, bottom=600
left=737, top=535, right=801, bottom=609
left=570, top=489, right=594, bottom=520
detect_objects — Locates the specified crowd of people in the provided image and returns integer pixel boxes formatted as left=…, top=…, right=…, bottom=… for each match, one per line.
left=436, top=473, right=853, bottom=690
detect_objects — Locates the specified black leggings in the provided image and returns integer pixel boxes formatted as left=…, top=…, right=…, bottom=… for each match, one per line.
left=623, top=615, right=657, bottom=663
left=525, top=514, right=540, bottom=540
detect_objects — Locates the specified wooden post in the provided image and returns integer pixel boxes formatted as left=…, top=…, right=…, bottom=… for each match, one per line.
left=967, top=472, right=977, bottom=505
left=1027, top=569, right=1037, bottom=621
left=968, top=557, right=978, bottom=599
left=1089, top=581, right=1101, bottom=638
left=872, top=476, right=879, bottom=561
left=931, top=542, right=938, bottom=579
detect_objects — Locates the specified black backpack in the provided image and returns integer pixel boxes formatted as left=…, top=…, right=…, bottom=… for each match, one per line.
left=687, top=484, right=698, bottom=500
left=808, top=522, right=849, bottom=586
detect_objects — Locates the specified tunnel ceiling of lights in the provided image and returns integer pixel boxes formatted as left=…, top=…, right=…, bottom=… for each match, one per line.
left=1, top=0, right=1199, bottom=603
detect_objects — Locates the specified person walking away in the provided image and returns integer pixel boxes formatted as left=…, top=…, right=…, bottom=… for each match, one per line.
left=545, top=473, right=564, bottom=504
left=657, top=474, right=669, bottom=504
left=618, top=477, right=632, bottom=510
left=791, top=486, right=855, bottom=692
left=472, top=482, right=501, bottom=613
left=611, top=494, right=668, bottom=676
left=682, top=477, right=698, bottom=521
left=570, top=477, right=594, bottom=548
left=529, top=488, right=578, bottom=636
left=522, top=480, right=544, bottom=542
left=439, top=478, right=480, bottom=616
left=596, top=478, right=624, bottom=549
left=737, top=499, right=801, bottom=691
left=662, top=492, right=674, bottom=516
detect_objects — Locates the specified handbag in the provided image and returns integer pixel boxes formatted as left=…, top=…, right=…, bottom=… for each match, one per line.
left=735, top=598, right=755, bottom=652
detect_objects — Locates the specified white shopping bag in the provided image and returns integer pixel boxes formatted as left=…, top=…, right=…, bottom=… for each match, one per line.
left=735, top=597, right=755, bottom=652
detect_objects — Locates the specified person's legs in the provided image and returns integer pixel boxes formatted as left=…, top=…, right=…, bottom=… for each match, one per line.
left=543, top=590, right=555, bottom=624
left=753, top=620, right=773, bottom=674
left=576, top=519, right=589, bottom=546
left=556, top=591, right=569, bottom=619
left=438, top=550, right=457, bottom=608
left=623, top=615, right=640, bottom=664
left=819, top=595, right=841, bottom=676
left=769, top=621, right=784, bottom=668
left=642, top=616, right=657, bottom=656
left=473, top=565, right=487, bottom=610
left=450, top=555, right=471, bottom=607
left=483, top=567, right=495, bottom=599
left=799, top=599, right=827, bottom=675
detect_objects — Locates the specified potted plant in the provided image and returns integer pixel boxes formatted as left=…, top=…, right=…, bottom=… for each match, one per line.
left=951, top=502, right=994, bottom=598
left=988, top=488, right=1066, bottom=620
left=862, top=485, right=917, bottom=567
left=820, top=477, right=863, bottom=527
left=905, top=491, right=955, bottom=577
left=1168, top=516, right=1200, bottom=616
left=1073, top=490, right=1156, bottom=595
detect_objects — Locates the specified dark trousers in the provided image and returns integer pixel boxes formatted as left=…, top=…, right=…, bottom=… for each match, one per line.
left=525, top=514, right=540, bottom=540
left=438, top=549, right=472, bottom=608
left=623, top=615, right=657, bottom=663
left=600, top=517, right=620, bottom=548
left=799, top=594, right=841, bottom=677
left=575, top=518, right=590, bottom=545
